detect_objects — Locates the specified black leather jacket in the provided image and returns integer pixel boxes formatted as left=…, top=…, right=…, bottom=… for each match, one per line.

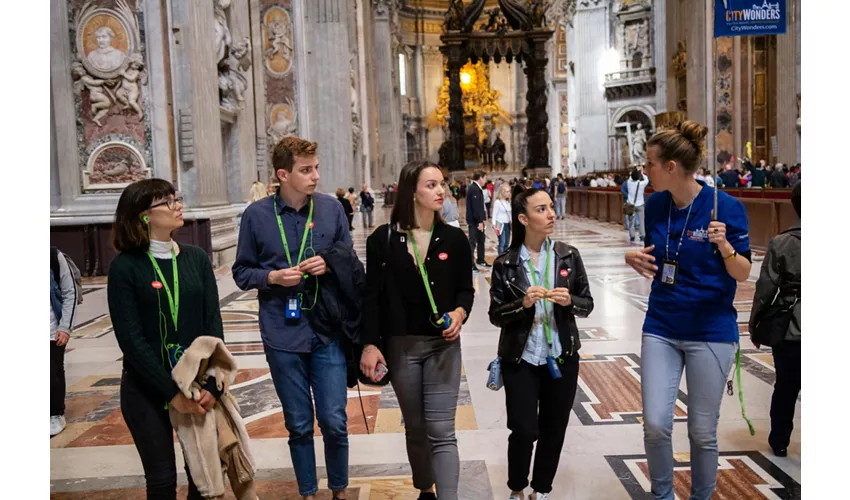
left=488, top=241, right=594, bottom=364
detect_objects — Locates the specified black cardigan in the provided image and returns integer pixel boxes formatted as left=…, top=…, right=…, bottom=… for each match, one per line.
left=363, top=222, right=474, bottom=347
left=107, top=244, right=224, bottom=403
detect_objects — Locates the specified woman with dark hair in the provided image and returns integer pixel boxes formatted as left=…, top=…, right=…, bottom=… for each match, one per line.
left=360, top=160, right=474, bottom=500
left=488, top=188, right=594, bottom=500
left=108, top=179, right=224, bottom=500
left=336, top=187, right=356, bottom=231
left=625, top=121, right=752, bottom=500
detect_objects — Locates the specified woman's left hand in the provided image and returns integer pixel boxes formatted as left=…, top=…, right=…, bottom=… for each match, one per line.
left=442, top=308, right=465, bottom=341
left=708, top=220, right=728, bottom=246
left=546, top=287, right=572, bottom=307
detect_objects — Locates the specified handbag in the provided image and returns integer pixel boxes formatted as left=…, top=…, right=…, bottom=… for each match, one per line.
left=623, top=180, right=640, bottom=216
left=357, top=225, right=394, bottom=386
left=750, top=283, right=799, bottom=347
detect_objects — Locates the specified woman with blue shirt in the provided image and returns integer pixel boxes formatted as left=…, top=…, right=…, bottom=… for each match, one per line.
left=489, top=188, right=594, bottom=500
left=625, top=121, right=752, bottom=500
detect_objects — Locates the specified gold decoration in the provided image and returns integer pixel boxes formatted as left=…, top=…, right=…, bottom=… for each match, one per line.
left=425, top=61, right=512, bottom=143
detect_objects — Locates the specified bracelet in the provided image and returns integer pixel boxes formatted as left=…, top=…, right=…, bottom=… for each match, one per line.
left=723, top=250, right=737, bottom=261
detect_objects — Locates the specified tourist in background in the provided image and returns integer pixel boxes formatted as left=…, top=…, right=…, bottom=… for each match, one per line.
left=346, top=187, right=358, bottom=214
left=771, top=164, right=790, bottom=188
left=625, top=167, right=649, bottom=244
left=486, top=180, right=495, bottom=217
left=50, top=247, right=78, bottom=437
left=337, top=188, right=355, bottom=231
left=440, top=178, right=461, bottom=228
left=237, top=181, right=268, bottom=231
left=552, top=174, right=567, bottom=220
left=625, top=121, right=751, bottom=500
left=749, top=182, right=801, bottom=458
left=360, top=184, right=375, bottom=228
left=750, top=160, right=767, bottom=188
left=360, top=160, right=474, bottom=500
left=108, top=179, right=225, bottom=499
left=492, top=183, right=512, bottom=255
left=489, top=188, right=593, bottom=500
left=467, top=171, right=489, bottom=272
left=233, top=137, right=352, bottom=500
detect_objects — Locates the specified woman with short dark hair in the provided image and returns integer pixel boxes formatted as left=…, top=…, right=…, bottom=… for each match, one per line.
left=625, top=121, right=752, bottom=500
left=488, top=188, right=593, bottom=500
left=108, top=179, right=224, bottom=500
left=360, top=160, right=474, bottom=500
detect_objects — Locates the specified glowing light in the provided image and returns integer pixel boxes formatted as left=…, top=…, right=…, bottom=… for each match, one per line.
left=460, top=71, right=472, bottom=85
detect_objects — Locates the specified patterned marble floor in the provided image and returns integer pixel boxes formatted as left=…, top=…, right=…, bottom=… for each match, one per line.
left=51, top=204, right=801, bottom=499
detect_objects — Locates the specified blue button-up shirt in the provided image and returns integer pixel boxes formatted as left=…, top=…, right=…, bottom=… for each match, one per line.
left=519, top=239, right=562, bottom=366
left=233, top=192, right=352, bottom=353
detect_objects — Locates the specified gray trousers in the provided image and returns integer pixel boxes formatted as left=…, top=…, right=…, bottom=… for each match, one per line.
left=388, top=335, right=462, bottom=499
left=629, top=204, right=646, bottom=241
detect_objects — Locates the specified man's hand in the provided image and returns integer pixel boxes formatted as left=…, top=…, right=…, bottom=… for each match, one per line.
left=299, top=256, right=328, bottom=276
left=478, top=222, right=484, bottom=232
left=55, top=331, right=70, bottom=347
left=268, top=268, right=304, bottom=287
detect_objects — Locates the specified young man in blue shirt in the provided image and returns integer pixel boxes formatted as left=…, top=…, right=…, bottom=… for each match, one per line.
left=233, top=136, right=352, bottom=500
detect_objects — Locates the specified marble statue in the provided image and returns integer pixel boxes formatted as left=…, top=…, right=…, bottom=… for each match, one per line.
left=631, top=123, right=647, bottom=163
left=72, top=62, right=111, bottom=127
left=215, top=1, right=252, bottom=112
left=115, top=54, right=147, bottom=119
left=88, top=26, right=126, bottom=74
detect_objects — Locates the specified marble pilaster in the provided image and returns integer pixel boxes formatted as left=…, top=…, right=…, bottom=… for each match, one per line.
left=776, top=6, right=798, bottom=165
left=573, top=3, right=609, bottom=171
left=373, top=0, right=404, bottom=186
left=654, top=0, right=667, bottom=113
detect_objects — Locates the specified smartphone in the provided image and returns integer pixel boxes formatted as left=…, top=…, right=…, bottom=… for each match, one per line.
left=374, top=363, right=388, bottom=382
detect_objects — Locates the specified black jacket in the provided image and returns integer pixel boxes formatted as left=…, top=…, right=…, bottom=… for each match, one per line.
left=749, top=223, right=800, bottom=341
left=488, top=241, right=594, bottom=364
left=312, top=241, right=366, bottom=387
left=363, top=222, right=474, bottom=348
left=466, top=182, right=487, bottom=225
left=770, top=170, right=789, bottom=188
left=337, top=196, right=354, bottom=217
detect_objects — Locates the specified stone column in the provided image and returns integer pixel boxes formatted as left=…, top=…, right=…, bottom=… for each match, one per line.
left=775, top=5, right=798, bottom=164
left=301, top=0, right=355, bottom=192
left=248, top=0, right=267, bottom=182
left=355, top=0, right=373, bottom=185
left=654, top=0, right=667, bottom=112
left=573, top=2, right=608, bottom=171
left=373, top=0, right=404, bottom=185
left=170, top=0, right=226, bottom=207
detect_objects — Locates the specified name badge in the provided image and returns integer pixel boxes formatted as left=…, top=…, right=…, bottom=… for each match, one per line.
left=661, top=259, right=679, bottom=286
left=285, top=295, right=301, bottom=319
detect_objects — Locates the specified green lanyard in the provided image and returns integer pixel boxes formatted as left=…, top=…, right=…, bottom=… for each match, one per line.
left=274, top=197, right=314, bottom=269
left=147, top=249, right=179, bottom=331
left=526, top=240, right=554, bottom=349
left=408, top=223, right=439, bottom=317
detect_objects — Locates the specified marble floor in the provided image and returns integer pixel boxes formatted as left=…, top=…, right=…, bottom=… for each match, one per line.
left=50, top=205, right=801, bottom=499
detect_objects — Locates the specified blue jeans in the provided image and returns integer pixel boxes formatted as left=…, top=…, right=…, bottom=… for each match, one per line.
left=641, top=333, right=736, bottom=500
left=555, top=194, right=566, bottom=217
left=265, top=338, right=349, bottom=496
left=497, top=223, right=511, bottom=255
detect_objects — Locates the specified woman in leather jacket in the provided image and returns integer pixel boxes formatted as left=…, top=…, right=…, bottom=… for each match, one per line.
left=488, top=188, right=593, bottom=500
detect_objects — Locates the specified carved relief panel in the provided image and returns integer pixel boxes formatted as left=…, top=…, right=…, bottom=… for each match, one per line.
left=262, top=0, right=298, bottom=173
left=69, top=0, right=151, bottom=191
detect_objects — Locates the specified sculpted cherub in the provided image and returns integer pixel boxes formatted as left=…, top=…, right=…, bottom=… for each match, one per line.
left=72, top=62, right=111, bottom=127
left=116, top=54, right=147, bottom=119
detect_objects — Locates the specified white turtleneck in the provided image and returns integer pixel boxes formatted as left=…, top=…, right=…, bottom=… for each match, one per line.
left=149, top=239, right=180, bottom=259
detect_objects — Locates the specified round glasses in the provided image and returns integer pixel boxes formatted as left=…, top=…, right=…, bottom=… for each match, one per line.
left=149, top=196, right=184, bottom=211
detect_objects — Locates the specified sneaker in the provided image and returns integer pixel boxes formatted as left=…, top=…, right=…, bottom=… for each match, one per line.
left=509, top=493, right=524, bottom=500
left=472, top=266, right=480, bottom=273
left=532, top=493, right=550, bottom=500
left=477, top=262, right=492, bottom=268
left=772, top=447, right=788, bottom=457
left=50, top=415, right=66, bottom=437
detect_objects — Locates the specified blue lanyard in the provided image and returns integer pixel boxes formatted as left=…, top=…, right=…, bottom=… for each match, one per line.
left=665, top=199, right=694, bottom=261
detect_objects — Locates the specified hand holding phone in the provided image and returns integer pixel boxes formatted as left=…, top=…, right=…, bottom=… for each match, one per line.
left=374, top=363, right=389, bottom=382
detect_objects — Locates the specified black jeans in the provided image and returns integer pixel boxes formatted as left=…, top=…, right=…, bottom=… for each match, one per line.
left=503, top=355, right=580, bottom=494
left=769, top=340, right=801, bottom=451
left=121, top=369, right=202, bottom=500
left=468, top=222, right=486, bottom=265
left=50, top=341, right=66, bottom=416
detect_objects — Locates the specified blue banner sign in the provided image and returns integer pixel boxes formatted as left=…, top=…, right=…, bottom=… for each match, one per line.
left=715, top=0, right=787, bottom=37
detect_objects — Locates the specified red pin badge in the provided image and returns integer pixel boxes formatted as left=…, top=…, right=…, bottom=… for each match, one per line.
left=560, top=269, right=569, bottom=277
left=152, top=281, right=163, bottom=289
left=309, top=222, right=315, bottom=229
left=438, top=252, right=448, bottom=261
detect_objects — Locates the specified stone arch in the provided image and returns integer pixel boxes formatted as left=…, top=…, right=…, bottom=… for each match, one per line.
left=609, top=105, right=656, bottom=135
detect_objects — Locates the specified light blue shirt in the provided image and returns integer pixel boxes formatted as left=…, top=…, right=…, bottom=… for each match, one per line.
left=519, top=239, right=562, bottom=366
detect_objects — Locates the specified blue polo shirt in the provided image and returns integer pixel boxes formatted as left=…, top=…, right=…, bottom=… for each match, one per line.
left=642, top=181, right=750, bottom=343
left=232, top=192, right=352, bottom=353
